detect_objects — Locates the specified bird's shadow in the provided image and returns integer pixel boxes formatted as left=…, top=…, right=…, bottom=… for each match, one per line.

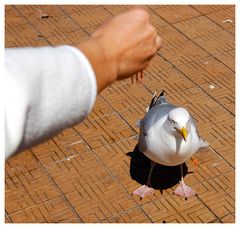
left=126, top=144, right=191, bottom=192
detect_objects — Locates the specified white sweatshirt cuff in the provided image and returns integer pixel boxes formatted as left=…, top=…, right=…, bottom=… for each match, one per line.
left=65, top=46, right=97, bottom=113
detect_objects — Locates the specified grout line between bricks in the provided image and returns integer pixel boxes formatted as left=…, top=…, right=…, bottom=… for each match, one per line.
left=97, top=205, right=152, bottom=223
left=5, top=209, right=13, bottom=223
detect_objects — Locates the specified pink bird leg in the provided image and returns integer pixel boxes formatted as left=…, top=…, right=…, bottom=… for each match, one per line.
left=173, top=180, right=197, bottom=200
left=173, top=164, right=197, bottom=200
left=132, top=185, right=155, bottom=200
left=132, top=161, right=155, bottom=200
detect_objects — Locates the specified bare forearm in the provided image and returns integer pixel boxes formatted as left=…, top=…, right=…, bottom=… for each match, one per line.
left=77, top=38, right=117, bottom=92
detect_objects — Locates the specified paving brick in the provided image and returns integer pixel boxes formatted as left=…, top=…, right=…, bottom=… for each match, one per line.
left=147, top=54, right=173, bottom=73
left=178, top=55, right=233, bottom=85
left=153, top=5, right=201, bottom=24
left=206, top=7, right=235, bottom=34
left=143, top=67, right=196, bottom=95
left=155, top=24, right=188, bottom=51
left=5, top=21, right=49, bottom=47
left=62, top=5, right=112, bottom=29
left=177, top=58, right=235, bottom=114
left=161, top=39, right=210, bottom=67
left=167, top=196, right=216, bottom=223
left=46, top=28, right=88, bottom=46
left=52, top=127, right=84, bottom=149
left=103, top=85, right=152, bottom=131
left=31, top=137, right=91, bottom=166
left=31, top=139, right=61, bottom=165
left=74, top=113, right=135, bottom=149
left=85, top=95, right=115, bottom=121
left=101, top=207, right=151, bottom=223
left=141, top=195, right=216, bottom=223
left=192, top=5, right=233, bottom=15
left=101, top=81, right=151, bottom=114
left=194, top=176, right=235, bottom=219
left=5, top=167, right=60, bottom=214
left=210, top=135, right=235, bottom=167
left=193, top=30, right=235, bottom=70
left=15, top=5, right=67, bottom=22
left=147, top=5, right=163, bottom=10
left=65, top=177, right=137, bottom=222
left=5, top=150, right=40, bottom=178
left=103, top=5, right=131, bottom=16
left=185, top=150, right=233, bottom=184
left=10, top=5, right=89, bottom=46
left=5, top=6, right=52, bottom=47
left=45, top=150, right=110, bottom=194
left=93, top=138, right=136, bottom=176
left=220, top=213, right=235, bottom=223
left=148, top=9, right=169, bottom=29
left=5, top=5, right=29, bottom=27
left=199, top=77, right=234, bottom=114
left=174, top=15, right=222, bottom=39
left=8, top=196, right=80, bottom=223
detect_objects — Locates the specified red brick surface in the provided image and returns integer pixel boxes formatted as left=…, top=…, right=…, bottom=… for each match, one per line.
left=5, top=5, right=235, bottom=223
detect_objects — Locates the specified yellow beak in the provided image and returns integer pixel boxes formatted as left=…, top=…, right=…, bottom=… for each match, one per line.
left=179, top=127, right=188, bottom=141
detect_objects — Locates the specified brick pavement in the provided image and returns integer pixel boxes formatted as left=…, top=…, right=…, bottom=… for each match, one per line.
left=5, top=5, right=235, bottom=223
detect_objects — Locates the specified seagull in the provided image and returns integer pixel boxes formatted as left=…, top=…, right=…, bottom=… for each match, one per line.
left=132, top=90, right=208, bottom=200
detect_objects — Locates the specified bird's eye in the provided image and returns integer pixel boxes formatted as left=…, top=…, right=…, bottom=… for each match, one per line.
left=170, top=119, right=176, bottom=124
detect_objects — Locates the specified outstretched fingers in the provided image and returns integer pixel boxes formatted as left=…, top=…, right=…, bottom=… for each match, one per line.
left=131, top=70, right=144, bottom=84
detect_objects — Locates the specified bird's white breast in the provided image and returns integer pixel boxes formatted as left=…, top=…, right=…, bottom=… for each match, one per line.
left=143, top=120, right=200, bottom=166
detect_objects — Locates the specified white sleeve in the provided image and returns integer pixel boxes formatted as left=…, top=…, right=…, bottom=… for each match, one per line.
left=5, top=45, right=97, bottom=159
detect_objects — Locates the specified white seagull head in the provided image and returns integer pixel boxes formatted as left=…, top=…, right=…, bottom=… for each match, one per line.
left=167, top=107, right=191, bottom=141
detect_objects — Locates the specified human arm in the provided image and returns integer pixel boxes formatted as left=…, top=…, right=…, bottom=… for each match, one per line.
left=5, top=8, right=162, bottom=159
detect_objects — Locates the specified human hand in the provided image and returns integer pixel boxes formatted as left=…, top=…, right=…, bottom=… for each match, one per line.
left=78, top=8, right=162, bottom=92
left=92, top=8, right=162, bottom=80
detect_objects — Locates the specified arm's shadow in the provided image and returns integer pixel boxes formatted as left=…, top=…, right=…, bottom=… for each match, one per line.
left=126, top=144, right=190, bottom=192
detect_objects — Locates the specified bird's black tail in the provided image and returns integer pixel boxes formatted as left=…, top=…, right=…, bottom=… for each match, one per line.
left=149, top=90, right=166, bottom=110
left=159, top=90, right=165, bottom=98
